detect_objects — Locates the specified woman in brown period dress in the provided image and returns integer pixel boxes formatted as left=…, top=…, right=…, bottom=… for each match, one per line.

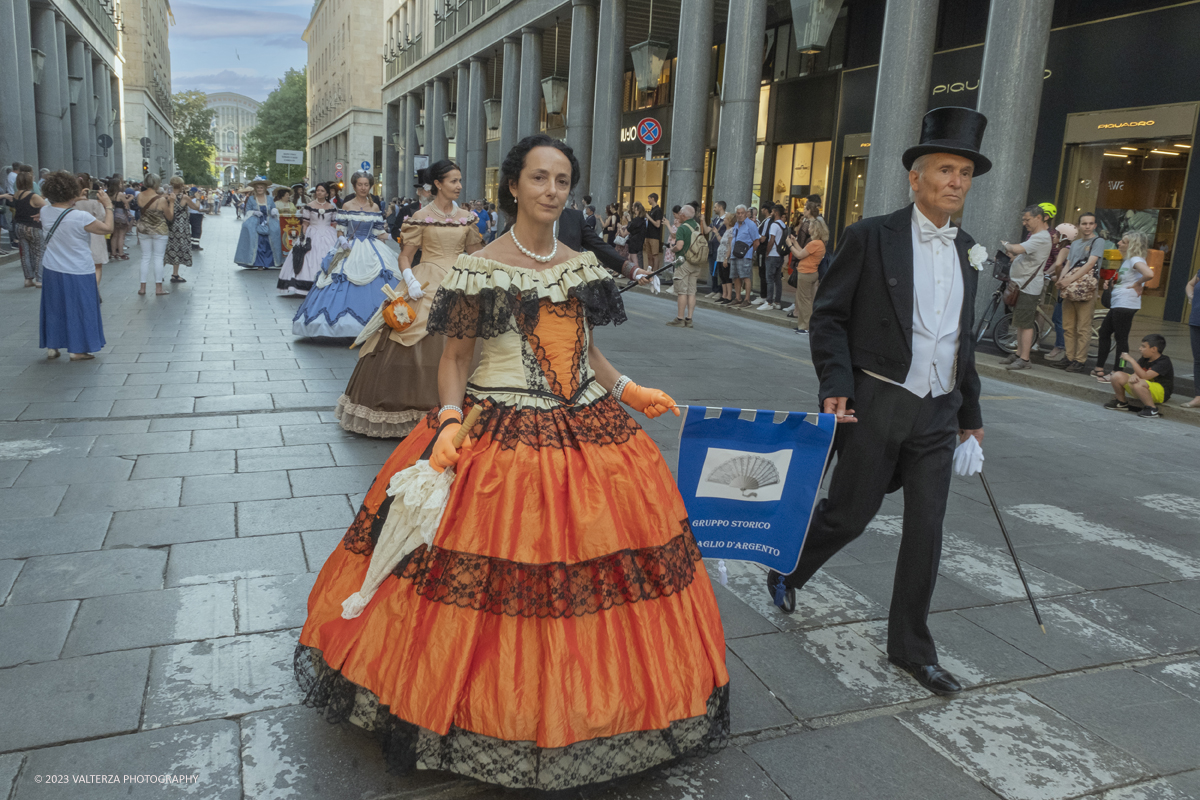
left=336, top=160, right=483, bottom=437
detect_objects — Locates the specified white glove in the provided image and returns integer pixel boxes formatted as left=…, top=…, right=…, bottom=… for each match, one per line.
left=269, top=208, right=279, bottom=218
left=953, top=436, right=984, bottom=477
left=251, top=209, right=262, bottom=218
left=402, top=268, right=424, bottom=300
left=649, top=274, right=662, bottom=295
left=335, top=236, right=349, bottom=250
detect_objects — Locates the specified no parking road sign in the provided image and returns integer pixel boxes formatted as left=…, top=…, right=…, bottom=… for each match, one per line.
left=636, top=118, right=662, bottom=146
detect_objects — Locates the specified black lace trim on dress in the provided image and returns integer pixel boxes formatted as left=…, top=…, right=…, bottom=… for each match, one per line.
left=294, top=644, right=730, bottom=791
left=420, top=394, right=640, bottom=451
left=427, top=279, right=627, bottom=340
left=395, top=522, right=702, bottom=619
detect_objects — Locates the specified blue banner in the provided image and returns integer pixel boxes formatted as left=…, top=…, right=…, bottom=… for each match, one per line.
left=677, top=407, right=837, bottom=574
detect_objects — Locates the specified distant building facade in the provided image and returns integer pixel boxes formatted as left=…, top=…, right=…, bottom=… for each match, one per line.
left=206, top=92, right=260, bottom=186
left=120, top=0, right=175, bottom=180
left=304, top=0, right=384, bottom=192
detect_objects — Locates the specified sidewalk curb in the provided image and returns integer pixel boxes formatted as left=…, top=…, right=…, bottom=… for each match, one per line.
left=976, top=361, right=1200, bottom=427
left=629, top=285, right=1200, bottom=427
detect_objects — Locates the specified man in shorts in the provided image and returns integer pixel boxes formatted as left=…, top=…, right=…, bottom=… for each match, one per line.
left=666, top=206, right=702, bottom=327
left=728, top=204, right=759, bottom=307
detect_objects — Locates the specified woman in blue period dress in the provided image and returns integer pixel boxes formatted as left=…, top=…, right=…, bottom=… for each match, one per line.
left=293, top=172, right=399, bottom=338
left=234, top=179, right=283, bottom=269
left=278, top=183, right=338, bottom=296
left=295, top=136, right=729, bottom=791
left=38, top=172, right=112, bottom=360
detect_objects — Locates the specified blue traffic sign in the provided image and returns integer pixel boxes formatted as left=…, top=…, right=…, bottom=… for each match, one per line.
left=637, top=118, right=662, bottom=146
left=360, top=161, right=371, bottom=171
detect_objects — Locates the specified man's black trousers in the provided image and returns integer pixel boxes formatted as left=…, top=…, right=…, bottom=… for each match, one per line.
left=785, top=372, right=960, bottom=665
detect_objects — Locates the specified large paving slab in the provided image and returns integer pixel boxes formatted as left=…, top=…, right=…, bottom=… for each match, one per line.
left=15, top=720, right=241, bottom=799
left=0, top=649, right=151, bottom=751
left=899, top=690, right=1149, bottom=800
left=166, top=533, right=308, bottom=586
left=0, top=600, right=77, bottom=667
left=105, top=503, right=235, bottom=547
left=1026, top=669, right=1200, bottom=775
left=143, top=630, right=304, bottom=729
left=57, top=477, right=182, bottom=514
left=235, top=572, right=318, bottom=634
left=0, top=512, right=111, bottom=559
left=1137, top=657, right=1200, bottom=703
left=745, top=715, right=997, bottom=800
left=8, top=548, right=167, bottom=604
left=1054, top=587, right=1200, bottom=656
left=235, top=494, right=354, bottom=537
left=63, top=583, right=237, bottom=657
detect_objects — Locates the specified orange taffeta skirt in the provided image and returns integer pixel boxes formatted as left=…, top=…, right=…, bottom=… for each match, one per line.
left=295, top=397, right=730, bottom=791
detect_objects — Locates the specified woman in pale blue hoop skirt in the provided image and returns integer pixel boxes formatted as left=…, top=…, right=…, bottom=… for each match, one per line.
left=234, top=179, right=283, bottom=269
left=293, top=173, right=398, bottom=338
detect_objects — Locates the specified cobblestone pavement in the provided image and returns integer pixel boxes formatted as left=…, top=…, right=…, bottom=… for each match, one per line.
left=1, top=214, right=1198, bottom=800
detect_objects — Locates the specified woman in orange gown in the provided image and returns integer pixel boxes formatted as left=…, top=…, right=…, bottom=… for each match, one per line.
left=295, top=134, right=730, bottom=791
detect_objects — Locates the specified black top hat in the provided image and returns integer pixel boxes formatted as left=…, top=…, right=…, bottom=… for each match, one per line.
left=902, top=106, right=992, bottom=176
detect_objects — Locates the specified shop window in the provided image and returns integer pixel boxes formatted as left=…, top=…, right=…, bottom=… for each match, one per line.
left=756, top=85, right=770, bottom=142
left=752, top=144, right=765, bottom=211
left=1060, top=138, right=1191, bottom=314
left=621, top=58, right=675, bottom=112
left=772, top=141, right=831, bottom=213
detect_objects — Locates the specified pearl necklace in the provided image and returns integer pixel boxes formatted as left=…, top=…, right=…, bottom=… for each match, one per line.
left=509, top=227, right=557, bottom=264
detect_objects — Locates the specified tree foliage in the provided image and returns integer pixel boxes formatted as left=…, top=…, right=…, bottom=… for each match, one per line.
left=172, top=90, right=217, bottom=185
left=242, top=68, right=308, bottom=184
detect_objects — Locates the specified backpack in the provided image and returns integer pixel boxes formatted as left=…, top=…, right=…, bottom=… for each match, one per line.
left=683, top=223, right=709, bottom=265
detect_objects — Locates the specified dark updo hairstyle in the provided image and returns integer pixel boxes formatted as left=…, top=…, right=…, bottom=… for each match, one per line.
left=417, top=159, right=461, bottom=196
left=498, top=134, right=580, bottom=218
left=41, top=171, right=81, bottom=204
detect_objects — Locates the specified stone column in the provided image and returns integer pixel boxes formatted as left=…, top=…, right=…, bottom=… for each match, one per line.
left=666, top=0, right=714, bottom=210
left=455, top=62, right=470, bottom=163
left=404, top=92, right=420, bottom=190
left=395, top=98, right=407, bottom=192
left=465, top=57, right=487, bottom=201
left=68, top=40, right=90, bottom=173
left=961, top=0, right=1054, bottom=317
left=589, top=0, right=625, bottom=213
left=110, top=74, right=122, bottom=178
left=713, top=0, right=767, bottom=208
left=861, top=0, right=939, bottom=218
left=94, top=61, right=112, bottom=177
left=429, top=77, right=449, bottom=163
left=383, top=100, right=399, bottom=200
left=13, top=0, right=37, bottom=166
left=31, top=6, right=64, bottom=170
left=565, top=0, right=598, bottom=197
left=83, top=48, right=97, bottom=175
left=423, top=81, right=434, bottom=160
left=517, top=27, right=542, bottom=139
left=0, top=0, right=25, bottom=165
left=55, top=17, right=72, bottom=170
left=500, top=36, right=520, bottom=161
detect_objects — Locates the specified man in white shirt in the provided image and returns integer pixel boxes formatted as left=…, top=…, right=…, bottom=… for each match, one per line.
left=188, top=188, right=205, bottom=250
left=754, top=204, right=787, bottom=310
left=767, top=107, right=990, bottom=699
left=999, top=205, right=1053, bottom=370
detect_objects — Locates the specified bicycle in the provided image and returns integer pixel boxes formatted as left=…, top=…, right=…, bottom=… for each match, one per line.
left=979, top=276, right=1105, bottom=357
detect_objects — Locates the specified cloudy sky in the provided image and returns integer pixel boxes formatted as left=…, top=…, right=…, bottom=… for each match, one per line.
left=169, top=0, right=311, bottom=101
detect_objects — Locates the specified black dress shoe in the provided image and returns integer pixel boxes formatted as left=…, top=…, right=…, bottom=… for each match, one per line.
left=888, top=656, right=963, bottom=696
left=765, top=570, right=796, bottom=614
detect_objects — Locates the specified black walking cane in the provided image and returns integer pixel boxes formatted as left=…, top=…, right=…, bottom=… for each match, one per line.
left=979, top=471, right=1046, bottom=634
left=618, top=262, right=676, bottom=293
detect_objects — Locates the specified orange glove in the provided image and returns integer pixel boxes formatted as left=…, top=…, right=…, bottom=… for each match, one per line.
left=620, top=381, right=680, bottom=419
left=429, top=407, right=479, bottom=472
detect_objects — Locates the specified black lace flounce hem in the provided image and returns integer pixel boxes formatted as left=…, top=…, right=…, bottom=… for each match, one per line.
left=294, top=644, right=730, bottom=791
left=343, top=511, right=702, bottom=619
left=277, top=277, right=315, bottom=291
left=427, top=280, right=626, bottom=340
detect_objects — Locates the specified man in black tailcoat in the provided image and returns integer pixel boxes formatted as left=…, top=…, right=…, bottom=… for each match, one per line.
left=768, top=107, right=990, bottom=697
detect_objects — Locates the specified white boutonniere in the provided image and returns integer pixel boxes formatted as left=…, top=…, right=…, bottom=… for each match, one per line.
left=968, top=243, right=987, bottom=271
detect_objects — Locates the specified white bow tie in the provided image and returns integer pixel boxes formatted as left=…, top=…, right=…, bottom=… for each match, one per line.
left=919, top=222, right=958, bottom=246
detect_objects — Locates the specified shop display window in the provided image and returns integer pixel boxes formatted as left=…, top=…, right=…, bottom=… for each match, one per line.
left=1060, top=138, right=1190, bottom=308
left=771, top=141, right=831, bottom=213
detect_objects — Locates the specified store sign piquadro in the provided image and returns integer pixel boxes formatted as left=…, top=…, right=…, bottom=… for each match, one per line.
left=1065, top=104, right=1198, bottom=143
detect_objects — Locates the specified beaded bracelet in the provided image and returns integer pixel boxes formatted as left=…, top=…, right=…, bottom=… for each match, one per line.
left=438, top=404, right=464, bottom=421
left=612, top=375, right=631, bottom=403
